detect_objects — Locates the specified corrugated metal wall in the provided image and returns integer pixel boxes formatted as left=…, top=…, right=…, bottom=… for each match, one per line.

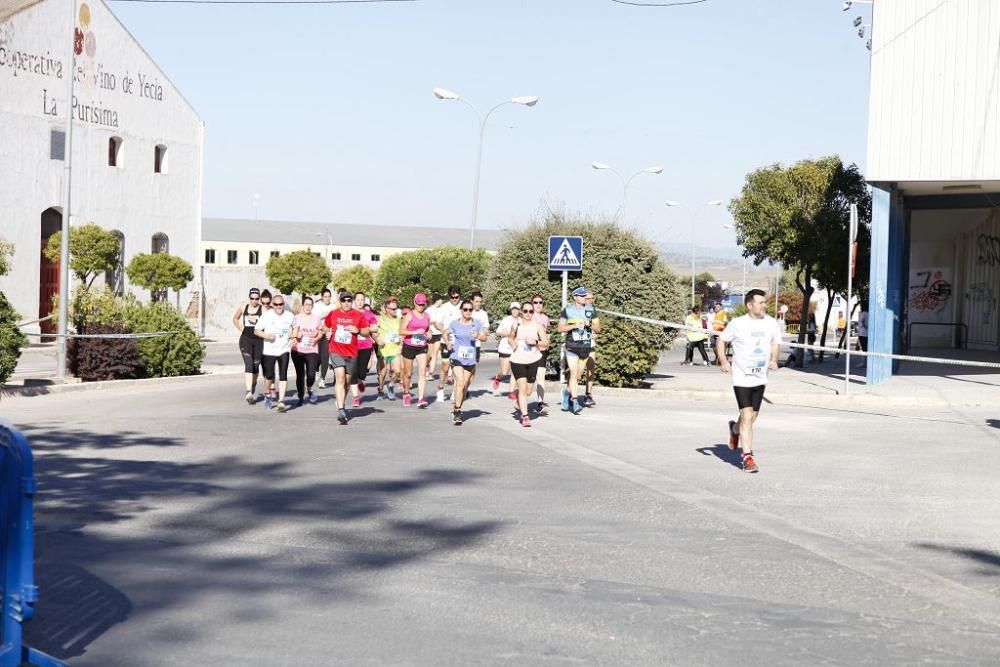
left=961, top=210, right=1000, bottom=348
left=867, top=0, right=1000, bottom=181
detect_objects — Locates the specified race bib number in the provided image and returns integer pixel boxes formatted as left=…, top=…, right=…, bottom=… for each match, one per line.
left=518, top=340, right=536, bottom=353
left=571, top=328, right=590, bottom=342
left=387, top=333, right=401, bottom=344
left=457, top=345, right=476, bottom=361
left=334, top=327, right=353, bottom=345
left=300, top=336, right=312, bottom=347
left=411, top=334, right=426, bottom=346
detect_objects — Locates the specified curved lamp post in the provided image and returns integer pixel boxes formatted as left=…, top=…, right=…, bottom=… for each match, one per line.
left=591, top=162, right=664, bottom=224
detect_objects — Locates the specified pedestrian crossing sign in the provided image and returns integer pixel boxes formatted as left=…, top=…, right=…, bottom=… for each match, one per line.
left=548, top=236, right=583, bottom=271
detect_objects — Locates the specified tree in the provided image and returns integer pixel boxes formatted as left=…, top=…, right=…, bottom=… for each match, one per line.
left=372, top=247, right=492, bottom=306
left=484, top=209, right=685, bottom=388
left=265, top=250, right=332, bottom=300
left=729, top=156, right=869, bottom=366
left=332, top=264, right=377, bottom=296
left=126, top=252, right=194, bottom=306
left=44, top=224, right=120, bottom=288
left=0, top=237, right=13, bottom=277
left=0, top=238, right=26, bottom=383
left=680, top=272, right=724, bottom=307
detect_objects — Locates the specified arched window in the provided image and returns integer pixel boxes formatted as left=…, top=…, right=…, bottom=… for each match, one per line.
left=152, top=232, right=169, bottom=254
left=154, top=144, right=168, bottom=174
left=106, top=230, right=125, bottom=294
left=108, top=136, right=122, bottom=167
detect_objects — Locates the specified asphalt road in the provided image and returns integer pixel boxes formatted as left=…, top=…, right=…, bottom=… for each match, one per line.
left=5, top=363, right=1000, bottom=666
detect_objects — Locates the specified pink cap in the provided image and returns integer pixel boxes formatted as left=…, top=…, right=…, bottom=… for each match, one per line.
left=413, top=292, right=428, bottom=305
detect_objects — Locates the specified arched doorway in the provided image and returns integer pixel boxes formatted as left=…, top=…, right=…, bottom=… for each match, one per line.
left=39, top=208, right=61, bottom=335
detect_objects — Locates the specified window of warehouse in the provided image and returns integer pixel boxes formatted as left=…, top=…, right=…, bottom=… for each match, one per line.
left=205, top=249, right=216, bottom=264
left=227, top=250, right=238, bottom=264
left=249, top=250, right=259, bottom=265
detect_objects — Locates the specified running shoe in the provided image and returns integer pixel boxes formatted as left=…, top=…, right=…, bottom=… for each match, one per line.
left=453, top=410, right=463, bottom=426
left=426, top=372, right=435, bottom=381
left=538, top=401, right=550, bottom=411
left=403, top=393, right=412, bottom=407
left=571, top=399, right=584, bottom=415
left=492, top=377, right=501, bottom=392
left=308, top=391, right=317, bottom=405
left=351, top=396, right=361, bottom=409
left=561, top=389, right=571, bottom=412
left=508, top=390, right=518, bottom=402
left=436, top=389, right=445, bottom=403
left=728, top=420, right=740, bottom=450
left=318, top=378, right=326, bottom=389
left=417, top=398, right=428, bottom=409
left=446, top=376, right=454, bottom=386
left=264, top=395, right=274, bottom=410
left=276, top=402, right=287, bottom=413
left=245, top=391, right=254, bottom=405
left=358, top=381, right=366, bottom=393
left=337, top=409, right=349, bottom=425
left=376, top=390, right=385, bottom=401
left=521, top=415, right=531, bottom=428
left=742, top=453, right=759, bottom=473
left=297, top=398, right=304, bottom=408
left=387, top=386, right=397, bottom=401
left=584, top=394, right=596, bottom=408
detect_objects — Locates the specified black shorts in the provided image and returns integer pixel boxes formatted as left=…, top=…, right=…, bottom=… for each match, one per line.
left=239, top=336, right=264, bottom=373
left=262, top=353, right=290, bottom=382
left=402, top=343, right=428, bottom=360
left=734, top=385, right=766, bottom=412
left=510, top=360, right=540, bottom=382
left=498, top=351, right=511, bottom=359
left=430, top=333, right=443, bottom=344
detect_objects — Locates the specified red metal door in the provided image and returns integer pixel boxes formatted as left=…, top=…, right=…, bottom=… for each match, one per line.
left=38, top=244, right=58, bottom=335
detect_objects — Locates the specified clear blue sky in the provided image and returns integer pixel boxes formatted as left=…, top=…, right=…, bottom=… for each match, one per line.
left=111, top=0, right=873, bottom=251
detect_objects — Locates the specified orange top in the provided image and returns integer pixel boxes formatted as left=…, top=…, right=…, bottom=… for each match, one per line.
left=711, top=310, right=728, bottom=332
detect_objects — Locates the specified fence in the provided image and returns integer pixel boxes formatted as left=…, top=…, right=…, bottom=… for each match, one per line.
left=0, top=423, right=67, bottom=667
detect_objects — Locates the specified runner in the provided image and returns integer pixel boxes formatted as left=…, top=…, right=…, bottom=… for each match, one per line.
left=508, top=300, right=549, bottom=427
left=426, top=293, right=444, bottom=381
left=400, top=292, right=432, bottom=408
left=433, top=286, right=463, bottom=402
left=291, top=295, right=322, bottom=407
left=530, top=294, right=552, bottom=409
left=313, top=288, right=334, bottom=388
left=710, top=302, right=729, bottom=365
left=350, top=291, right=379, bottom=408
left=492, top=302, right=520, bottom=397
left=469, top=291, right=491, bottom=364
left=233, top=287, right=264, bottom=404
left=717, top=289, right=781, bottom=474
left=557, top=287, right=600, bottom=415
left=254, top=293, right=294, bottom=413
left=444, top=299, right=488, bottom=425
left=376, top=297, right=403, bottom=400
left=583, top=290, right=597, bottom=407
left=323, top=290, right=370, bottom=424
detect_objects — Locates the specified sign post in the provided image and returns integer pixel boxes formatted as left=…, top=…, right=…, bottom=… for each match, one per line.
left=549, top=236, right=583, bottom=394
left=845, top=204, right=859, bottom=397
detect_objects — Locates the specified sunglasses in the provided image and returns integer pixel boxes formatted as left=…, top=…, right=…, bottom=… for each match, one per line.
left=532, top=300, right=542, bottom=304
left=461, top=307, right=473, bottom=312
left=340, top=297, right=352, bottom=302
left=522, top=309, right=534, bottom=315
left=273, top=302, right=285, bottom=307
left=261, top=300, right=271, bottom=305
left=250, top=296, right=260, bottom=301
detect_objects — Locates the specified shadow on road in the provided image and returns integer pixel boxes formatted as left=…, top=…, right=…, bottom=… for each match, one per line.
left=21, top=425, right=501, bottom=661
left=914, top=542, right=1000, bottom=574
left=695, top=444, right=742, bottom=470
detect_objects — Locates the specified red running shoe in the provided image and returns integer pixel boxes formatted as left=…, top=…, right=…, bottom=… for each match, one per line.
left=728, top=420, right=740, bottom=451
left=742, top=453, right=759, bottom=473
left=351, top=396, right=361, bottom=409
left=508, top=390, right=518, bottom=401
left=358, top=381, right=366, bottom=393
left=521, top=415, right=531, bottom=428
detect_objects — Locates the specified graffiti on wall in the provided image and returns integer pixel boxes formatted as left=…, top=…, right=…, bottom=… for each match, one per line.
left=909, top=269, right=952, bottom=314
left=968, top=281, right=997, bottom=325
left=977, top=234, right=1000, bottom=267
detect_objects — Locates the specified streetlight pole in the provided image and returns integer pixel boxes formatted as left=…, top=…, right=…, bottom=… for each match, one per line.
left=591, top=162, right=663, bottom=224
left=57, top=0, right=76, bottom=382
left=666, top=200, right=723, bottom=307
left=723, top=223, right=748, bottom=299
left=433, top=88, right=539, bottom=250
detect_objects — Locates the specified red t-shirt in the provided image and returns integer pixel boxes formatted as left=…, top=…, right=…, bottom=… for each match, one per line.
left=325, top=308, right=366, bottom=357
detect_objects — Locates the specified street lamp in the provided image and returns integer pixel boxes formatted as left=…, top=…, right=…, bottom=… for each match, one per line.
left=315, top=231, right=334, bottom=267
left=591, top=162, right=664, bottom=224
left=723, top=224, right=747, bottom=299
left=666, top=200, right=723, bottom=306
left=433, top=87, right=539, bottom=249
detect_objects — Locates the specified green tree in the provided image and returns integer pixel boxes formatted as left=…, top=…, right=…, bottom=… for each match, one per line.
left=729, top=156, right=869, bottom=366
left=0, top=288, right=27, bottom=385
left=0, top=237, right=13, bottom=277
left=680, top=272, right=724, bottom=307
left=332, top=264, right=377, bottom=296
left=484, top=209, right=685, bottom=388
left=124, top=301, right=205, bottom=377
left=265, top=250, right=332, bottom=300
left=372, top=247, right=492, bottom=305
left=126, top=252, right=194, bottom=305
left=44, top=224, right=120, bottom=288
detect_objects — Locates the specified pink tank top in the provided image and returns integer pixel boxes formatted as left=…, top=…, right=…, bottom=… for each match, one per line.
left=403, top=311, right=430, bottom=347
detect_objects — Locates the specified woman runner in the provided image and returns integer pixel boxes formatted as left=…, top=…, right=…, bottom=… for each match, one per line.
left=508, top=300, right=550, bottom=427
left=445, top=299, right=488, bottom=425
left=492, top=302, right=520, bottom=397
left=400, top=292, right=432, bottom=407
left=233, top=287, right=264, bottom=404
left=291, top=296, right=322, bottom=406
left=376, top=297, right=403, bottom=400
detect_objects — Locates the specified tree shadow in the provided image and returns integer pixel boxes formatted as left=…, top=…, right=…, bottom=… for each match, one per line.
left=985, top=419, right=1000, bottom=429
left=695, top=444, right=742, bottom=470
left=914, top=542, right=1000, bottom=575
left=21, top=426, right=501, bottom=662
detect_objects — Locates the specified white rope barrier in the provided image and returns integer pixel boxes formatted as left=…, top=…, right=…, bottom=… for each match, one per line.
left=598, top=308, right=1000, bottom=371
left=18, top=331, right=181, bottom=340
left=15, top=315, right=54, bottom=328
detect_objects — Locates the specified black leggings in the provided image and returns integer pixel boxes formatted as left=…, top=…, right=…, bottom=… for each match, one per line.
left=353, top=347, right=373, bottom=385
left=239, top=336, right=263, bottom=374
left=318, top=335, right=330, bottom=378
left=262, top=353, right=290, bottom=382
left=685, top=340, right=710, bottom=363
left=292, top=350, right=319, bottom=397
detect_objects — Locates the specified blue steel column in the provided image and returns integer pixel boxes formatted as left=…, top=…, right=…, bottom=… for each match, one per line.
left=867, top=184, right=905, bottom=385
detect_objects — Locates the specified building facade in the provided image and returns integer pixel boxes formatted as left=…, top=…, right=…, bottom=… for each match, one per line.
left=865, top=0, right=1000, bottom=383
left=0, top=0, right=203, bottom=334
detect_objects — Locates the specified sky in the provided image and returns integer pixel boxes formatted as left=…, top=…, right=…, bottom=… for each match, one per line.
left=109, top=0, right=874, bottom=253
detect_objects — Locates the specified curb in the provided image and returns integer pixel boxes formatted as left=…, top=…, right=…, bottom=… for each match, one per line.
left=1, top=367, right=242, bottom=399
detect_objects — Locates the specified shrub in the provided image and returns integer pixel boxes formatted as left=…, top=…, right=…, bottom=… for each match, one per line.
left=44, top=224, right=120, bottom=288
left=126, top=252, right=194, bottom=303
left=0, top=291, right=26, bottom=385
left=68, top=286, right=137, bottom=331
left=372, top=247, right=492, bottom=305
left=124, top=302, right=205, bottom=377
left=483, top=210, right=685, bottom=388
left=332, top=264, right=376, bottom=296
left=266, top=250, right=332, bottom=300
left=68, top=323, right=144, bottom=382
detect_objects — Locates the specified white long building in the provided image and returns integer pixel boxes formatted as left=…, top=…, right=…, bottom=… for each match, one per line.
left=0, top=0, right=203, bottom=334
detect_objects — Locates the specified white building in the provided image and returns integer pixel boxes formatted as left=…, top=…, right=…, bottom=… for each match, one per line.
left=865, top=0, right=1000, bottom=383
left=0, top=0, right=203, bottom=334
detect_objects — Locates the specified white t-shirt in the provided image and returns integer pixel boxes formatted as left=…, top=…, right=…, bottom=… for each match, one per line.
left=427, top=303, right=443, bottom=335
left=435, top=302, right=462, bottom=334
left=472, top=308, right=490, bottom=348
left=496, top=315, right=516, bottom=355
left=312, top=300, right=334, bottom=324
left=720, top=314, right=781, bottom=388
left=256, top=309, right=295, bottom=357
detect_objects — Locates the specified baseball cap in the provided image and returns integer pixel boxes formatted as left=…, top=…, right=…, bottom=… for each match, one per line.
left=413, top=292, right=428, bottom=305
left=248, top=288, right=260, bottom=297
left=509, top=301, right=521, bottom=311
left=339, top=290, right=354, bottom=301
left=571, top=287, right=589, bottom=297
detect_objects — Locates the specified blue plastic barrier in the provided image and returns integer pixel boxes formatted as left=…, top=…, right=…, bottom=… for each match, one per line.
left=0, top=423, right=67, bottom=667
